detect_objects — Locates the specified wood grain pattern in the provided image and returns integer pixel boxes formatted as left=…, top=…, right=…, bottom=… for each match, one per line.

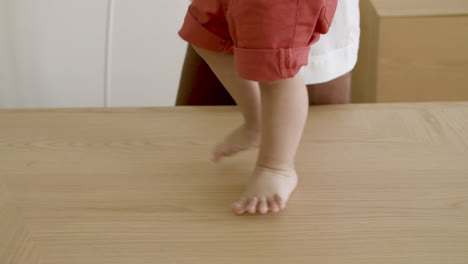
left=1, top=103, right=468, bottom=263
left=0, top=180, right=41, bottom=264
left=371, top=0, right=468, bottom=17
left=352, top=0, right=468, bottom=103
left=351, top=0, right=379, bottom=103
left=377, top=16, right=468, bottom=102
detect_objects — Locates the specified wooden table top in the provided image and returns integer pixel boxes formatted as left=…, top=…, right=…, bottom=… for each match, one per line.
left=1, top=102, right=468, bottom=264
left=370, top=0, right=468, bottom=17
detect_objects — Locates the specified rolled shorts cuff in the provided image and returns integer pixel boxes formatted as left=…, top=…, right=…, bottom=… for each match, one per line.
left=178, top=10, right=234, bottom=54
left=234, top=46, right=311, bottom=82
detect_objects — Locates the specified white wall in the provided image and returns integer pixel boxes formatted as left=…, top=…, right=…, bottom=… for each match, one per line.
left=109, top=0, right=188, bottom=107
left=0, top=0, right=188, bottom=108
left=0, top=0, right=15, bottom=103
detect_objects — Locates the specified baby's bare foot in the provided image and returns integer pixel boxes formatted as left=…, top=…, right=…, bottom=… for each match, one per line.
left=212, top=124, right=260, bottom=163
left=231, top=165, right=298, bottom=215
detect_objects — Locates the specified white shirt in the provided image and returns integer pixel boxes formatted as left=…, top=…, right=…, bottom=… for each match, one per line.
left=300, top=0, right=361, bottom=84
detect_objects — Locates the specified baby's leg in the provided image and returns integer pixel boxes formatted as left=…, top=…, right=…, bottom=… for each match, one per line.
left=193, top=45, right=307, bottom=215
left=232, top=75, right=308, bottom=214
left=192, top=45, right=261, bottom=162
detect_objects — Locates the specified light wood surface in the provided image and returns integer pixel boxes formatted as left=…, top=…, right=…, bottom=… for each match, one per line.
left=351, top=0, right=379, bottom=102
left=377, top=16, right=468, bottom=102
left=371, top=0, right=468, bottom=17
left=352, top=0, right=468, bottom=103
left=1, top=103, right=468, bottom=263
left=0, top=180, right=40, bottom=264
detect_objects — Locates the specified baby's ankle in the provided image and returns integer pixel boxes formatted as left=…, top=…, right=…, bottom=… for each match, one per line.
left=255, top=161, right=295, bottom=172
left=240, top=123, right=261, bottom=142
left=243, top=123, right=260, bottom=135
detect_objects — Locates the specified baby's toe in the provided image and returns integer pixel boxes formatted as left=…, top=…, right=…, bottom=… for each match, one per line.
left=231, top=203, right=244, bottom=215
left=274, top=194, right=286, bottom=210
left=268, top=198, right=280, bottom=213
left=258, top=198, right=268, bottom=214
left=246, top=197, right=259, bottom=214
left=212, top=145, right=225, bottom=163
left=231, top=198, right=248, bottom=215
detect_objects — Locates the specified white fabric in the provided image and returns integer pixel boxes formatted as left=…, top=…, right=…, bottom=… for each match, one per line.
left=300, top=0, right=361, bottom=84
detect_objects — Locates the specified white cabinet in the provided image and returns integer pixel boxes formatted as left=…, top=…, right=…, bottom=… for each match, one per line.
left=109, top=0, right=188, bottom=107
left=0, top=0, right=188, bottom=108
left=0, top=0, right=108, bottom=108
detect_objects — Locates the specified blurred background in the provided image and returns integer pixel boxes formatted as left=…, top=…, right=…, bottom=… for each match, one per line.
left=0, top=0, right=188, bottom=108
left=0, top=0, right=467, bottom=108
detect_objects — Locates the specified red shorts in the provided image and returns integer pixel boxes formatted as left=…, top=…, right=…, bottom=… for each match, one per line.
left=179, top=0, right=337, bottom=82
